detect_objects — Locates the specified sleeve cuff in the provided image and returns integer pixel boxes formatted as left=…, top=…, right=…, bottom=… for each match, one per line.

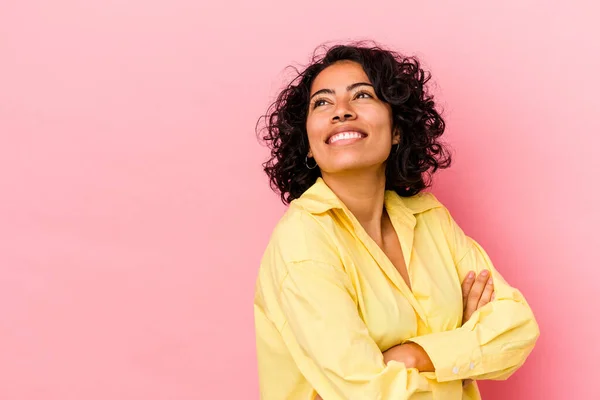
left=406, top=329, right=484, bottom=382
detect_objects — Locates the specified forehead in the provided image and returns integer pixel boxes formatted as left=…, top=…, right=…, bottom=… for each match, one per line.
left=310, top=61, right=370, bottom=94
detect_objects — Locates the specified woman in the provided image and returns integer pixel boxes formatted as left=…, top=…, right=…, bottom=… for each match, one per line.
left=253, top=42, right=539, bottom=400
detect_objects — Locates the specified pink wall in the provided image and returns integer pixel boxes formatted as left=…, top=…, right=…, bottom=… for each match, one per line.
left=1, top=1, right=598, bottom=399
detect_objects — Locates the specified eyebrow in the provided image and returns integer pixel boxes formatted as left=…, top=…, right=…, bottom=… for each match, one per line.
left=309, top=82, right=374, bottom=100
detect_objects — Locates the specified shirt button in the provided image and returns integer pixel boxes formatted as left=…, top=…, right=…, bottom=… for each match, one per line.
left=452, top=366, right=459, bottom=374
left=469, top=362, right=475, bottom=370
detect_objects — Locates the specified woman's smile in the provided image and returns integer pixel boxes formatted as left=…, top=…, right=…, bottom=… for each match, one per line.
left=327, top=131, right=368, bottom=146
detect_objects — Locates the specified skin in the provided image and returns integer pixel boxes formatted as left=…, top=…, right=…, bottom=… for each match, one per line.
left=306, top=61, right=495, bottom=399
left=306, top=60, right=398, bottom=240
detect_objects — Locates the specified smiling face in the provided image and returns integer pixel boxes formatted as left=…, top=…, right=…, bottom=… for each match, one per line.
left=305, top=60, right=398, bottom=176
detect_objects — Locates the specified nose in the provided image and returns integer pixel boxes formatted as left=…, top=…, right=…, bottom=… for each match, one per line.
left=331, top=101, right=356, bottom=123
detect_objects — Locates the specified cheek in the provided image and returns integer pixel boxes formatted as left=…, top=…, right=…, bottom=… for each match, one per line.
left=361, top=104, right=392, bottom=127
left=376, top=107, right=393, bottom=129
left=305, top=116, right=326, bottom=147
left=378, top=117, right=394, bottom=142
left=304, top=127, right=317, bottom=150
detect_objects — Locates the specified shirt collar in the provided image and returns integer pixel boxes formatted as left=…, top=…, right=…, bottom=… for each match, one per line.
left=292, top=177, right=441, bottom=218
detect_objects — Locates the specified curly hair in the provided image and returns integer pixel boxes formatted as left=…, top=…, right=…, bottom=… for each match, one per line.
left=256, top=41, right=452, bottom=205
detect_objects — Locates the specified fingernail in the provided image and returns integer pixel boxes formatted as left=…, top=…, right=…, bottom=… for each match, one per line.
left=492, top=293, right=496, bottom=300
left=468, top=271, right=475, bottom=279
left=488, top=278, right=493, bottom=285
left=481, top=270, right=489, bottom=276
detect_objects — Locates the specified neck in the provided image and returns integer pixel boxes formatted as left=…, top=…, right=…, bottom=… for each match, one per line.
left=322, top=167, right=388, bottom=243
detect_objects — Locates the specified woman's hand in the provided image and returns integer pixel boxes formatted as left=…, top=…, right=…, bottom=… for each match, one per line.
left=461, top=270, right=494, bottom=324
left=382, top=342, right=434, bottom=372
left=314, top=343, right=434, bottom=399
left=460, top=270, right=494, bottom=388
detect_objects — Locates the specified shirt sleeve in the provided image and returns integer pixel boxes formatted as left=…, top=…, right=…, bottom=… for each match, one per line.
left=406, top=210, right=540, bottom=383
left=276, top=259, right=433, bottom=400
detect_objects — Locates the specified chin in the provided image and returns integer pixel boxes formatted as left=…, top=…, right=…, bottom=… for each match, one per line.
left=317, top=151, right=389, bottom=174
left=323, top=160, right=385, bottom=175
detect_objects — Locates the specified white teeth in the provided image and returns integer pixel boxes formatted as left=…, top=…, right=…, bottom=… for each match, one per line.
left=329, top=131, right=363, bottom=143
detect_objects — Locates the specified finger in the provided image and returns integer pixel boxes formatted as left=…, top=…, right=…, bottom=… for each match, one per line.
left=464, top=270, right=490, bottom=317
left=477, top=276, right=494, bottom=309
left=461, top=271, right=476, bottom=303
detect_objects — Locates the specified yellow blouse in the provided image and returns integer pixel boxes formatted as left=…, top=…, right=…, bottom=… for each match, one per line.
left=254, top=178, right=539, bottom=400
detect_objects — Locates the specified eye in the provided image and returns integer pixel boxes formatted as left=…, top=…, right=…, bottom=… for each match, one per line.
left=355, top=91, right=373, bottom=99
left=312, top=98, right=329, bottom=109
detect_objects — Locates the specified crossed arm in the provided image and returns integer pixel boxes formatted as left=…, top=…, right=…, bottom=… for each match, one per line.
left=274, top=209, right=539, bottom=399
left=385, top=269, right=494, bottom=369
left=314, top=269, right=495, bottom=400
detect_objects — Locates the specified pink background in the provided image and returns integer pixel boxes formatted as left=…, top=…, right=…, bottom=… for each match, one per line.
left=1, top=1, right=598, bottom=399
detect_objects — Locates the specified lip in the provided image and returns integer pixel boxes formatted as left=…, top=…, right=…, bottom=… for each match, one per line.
left=325, top=125, right=368, bottom=144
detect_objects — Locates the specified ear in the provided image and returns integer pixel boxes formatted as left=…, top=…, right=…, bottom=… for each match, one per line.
left=307, top=149, right=313, bottom=158
left=392, top=128, right=401, bottom=145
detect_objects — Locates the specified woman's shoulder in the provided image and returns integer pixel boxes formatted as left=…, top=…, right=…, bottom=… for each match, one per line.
left=262, top=205, right=341, bottom=267
left=271, top=204, right=325, bottom=240
left=399, top=191, right=442, bottom=211
left=395, top=191, right=456, bottom=232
